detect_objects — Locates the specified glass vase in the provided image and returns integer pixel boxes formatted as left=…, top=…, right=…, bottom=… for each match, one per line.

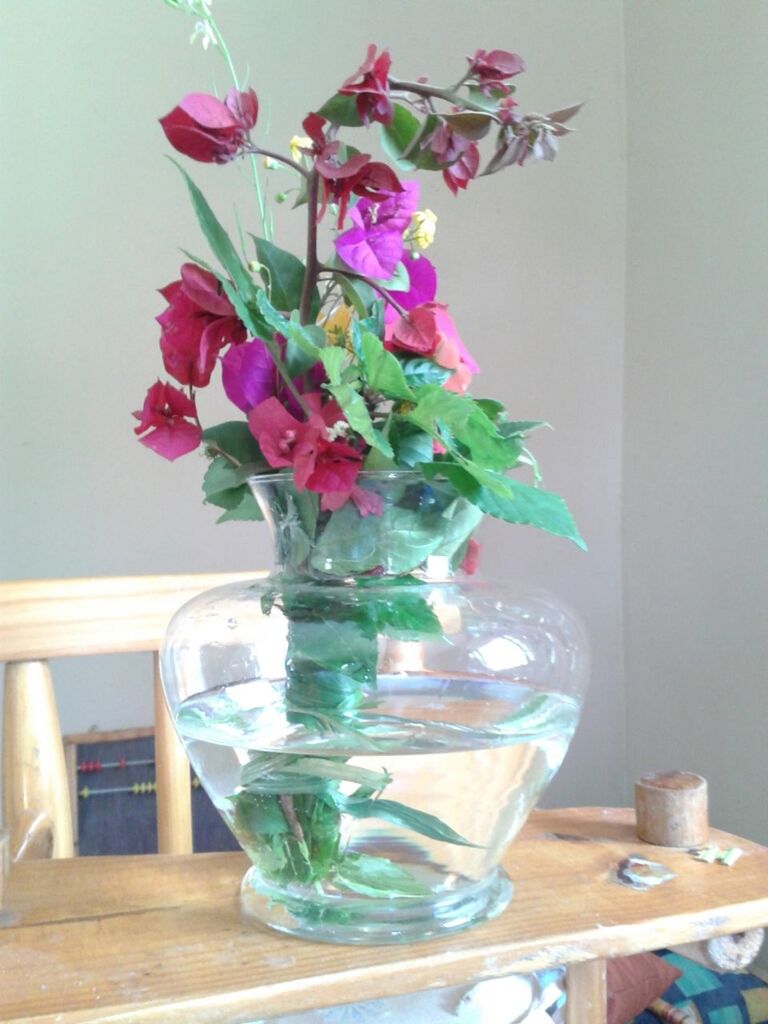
left=161, top=470, right=588, bottom=944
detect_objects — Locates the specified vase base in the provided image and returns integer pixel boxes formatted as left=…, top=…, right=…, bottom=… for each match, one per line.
left=239, top=865, right=513, bottom=945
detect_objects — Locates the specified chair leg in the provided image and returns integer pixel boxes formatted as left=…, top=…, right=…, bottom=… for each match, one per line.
left=153, top=654, right=193, bottom=855
left=566, top=959, right=607, bottom=1024
left=2, top=661, right=74, bottom=859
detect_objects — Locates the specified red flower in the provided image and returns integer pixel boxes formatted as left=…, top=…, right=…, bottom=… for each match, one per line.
left=157, top=263, right=246, bottom=388
left=159, top=88, right=258, bottom=164
left=443, top=143, right=480, bottom=195
left=460, top=539, right=481, bottom=575
left=339, top=45, right=393, bottom=125
left=423, top=123, right=480, bottom=195
left=247, top=394, right=364, bottom=510
left=467, top=49, right=525, bottom=94
left=302, top=114, right=402, bottom=226
left=133, top=381, right=202, bottom=461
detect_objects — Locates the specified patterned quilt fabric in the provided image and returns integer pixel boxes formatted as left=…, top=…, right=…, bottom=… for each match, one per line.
left=632, top=951, right=768, bottom=1024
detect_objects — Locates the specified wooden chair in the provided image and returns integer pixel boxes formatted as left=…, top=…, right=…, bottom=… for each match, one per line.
left=0, top=573, right=263, bottom=861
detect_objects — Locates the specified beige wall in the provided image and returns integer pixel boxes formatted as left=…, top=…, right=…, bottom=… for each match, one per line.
left=2, top=2, right=626, bottom=803
left=623, top=1, right=768, bottom=844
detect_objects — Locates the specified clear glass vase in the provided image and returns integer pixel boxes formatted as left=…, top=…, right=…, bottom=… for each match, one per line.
left=161, top=470, right=588, bottom=944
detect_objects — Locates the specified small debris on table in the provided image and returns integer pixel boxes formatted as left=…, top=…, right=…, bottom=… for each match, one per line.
left=690, top=844, right=743, bottom=867
left=613, top=854, right=675, bottom=891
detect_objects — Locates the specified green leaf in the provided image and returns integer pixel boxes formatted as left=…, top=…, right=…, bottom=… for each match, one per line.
left=380, top=103, right=421, bottom=169
left=389, top=420, right=434, bottom=467
left=334, top=853, right=429, bottom=898
left=309, top=501, right=447, bottom=575
left=500, top=420, right=550, bottom=437
left=202, top=456, right=264, bottom=522
left=421, top=462, right=586, bottom=549
left=233, top=792, right=290, bottom=838
left=443, top=111, right=493, bottom=141
left=319, top=347, right=346, bottom=386
left=253, top=237, right=319, bottom=318
left=372, top=261, right=409, bottom=290
left=407, top=386, right=519, bottom=471
left=360, top=333, right=414, bottom=400
left=333, top=272, right=374, bottom=319
left=401, top=359, right=452, bottom=388
left=326, top=383, right=394, bottom=458
left=215, top=488, right=263, bottom=523
left=317, top=93, right=364, bottom=127
left=280, top=757, right=390, bottom=789
left=202, top=422, right=263, bottom=466
left=202, top=456, right=241, bottom=503
left=330, top=792, right=480, bottom=847
left=171, top=160, right=256, bottom=304
left=256, top=292, right=324, bottom=376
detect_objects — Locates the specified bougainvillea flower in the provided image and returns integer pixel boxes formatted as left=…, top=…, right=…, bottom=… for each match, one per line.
left=389, top=301, right=478, bottom=393
left=443, top=143, right=480, bottom=195
left=339, top=45, right=393, bottom=125
left=334, top=204, right=404, bottom=279
left=221, top=338, right=276, bottom=413
left=302, top=114, right=402, bottom=226
left=425, top=122, right=471, bottom=167
left=157, top=263, right=246, bottom=388
left=334, top=182, right=419, bottom=279
left=133, top=381, right=202, bottom=461
left=386, top=253, right=437, bottom=315
left=159, top=88, right=258, bottom=163
left=247, top=394, right=363, bottom=508
left=460, top=538, right=481, bottom=575
left=467, top=49, right=526, bottom=94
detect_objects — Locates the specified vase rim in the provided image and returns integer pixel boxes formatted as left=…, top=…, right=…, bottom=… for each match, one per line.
left=246, top=468, right=425, bottom=485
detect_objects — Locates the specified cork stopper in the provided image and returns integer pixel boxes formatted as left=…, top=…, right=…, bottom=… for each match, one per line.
left=635, top=771, right=709, bottom=847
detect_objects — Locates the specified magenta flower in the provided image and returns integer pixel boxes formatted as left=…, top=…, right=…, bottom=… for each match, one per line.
left=133, top=381, right=202, bottom=461
left=467, top=49, right=526, bottom=94
left=159, top=88, right=258, bottom=164
left=385, top=253, right=437, bottom=320
left=157, top=263, right=246, bottom=388
left=335, top=182, right=420, bottom=279
left=221, top=338, right=276, bottom=412
left=339, top=45, right=393, bottom=125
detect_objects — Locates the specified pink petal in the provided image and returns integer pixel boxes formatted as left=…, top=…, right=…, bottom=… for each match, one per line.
left=139, top=421, right=201, bottom=461
left=180, top=263, right=234, bottom=317
left=179, top=93, right=240, bottom=129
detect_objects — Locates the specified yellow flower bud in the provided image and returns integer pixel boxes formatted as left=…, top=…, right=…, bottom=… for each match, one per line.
left=321, top=304, right=353, bottom=347
left=410, top=209, right=437, bottom=250
left=290, top=135, right=312, bottom=163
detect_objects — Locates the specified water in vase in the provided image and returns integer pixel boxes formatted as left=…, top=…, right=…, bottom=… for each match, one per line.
left=176, top=675, right=579, bottom=940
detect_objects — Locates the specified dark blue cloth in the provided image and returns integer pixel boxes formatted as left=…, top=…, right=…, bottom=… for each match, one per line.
left=76, top=735, right=240, bottom=855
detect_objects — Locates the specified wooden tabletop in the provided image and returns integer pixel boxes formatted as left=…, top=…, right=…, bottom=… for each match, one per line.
left=2, top=807, right=768, bottom=1024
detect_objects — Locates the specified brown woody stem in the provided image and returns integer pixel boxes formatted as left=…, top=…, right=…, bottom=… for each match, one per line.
left=299, top=170, right=320, bottom=325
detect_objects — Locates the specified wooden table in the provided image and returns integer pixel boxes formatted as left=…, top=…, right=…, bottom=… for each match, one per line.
left=3, top=808, right=768, bottom=1024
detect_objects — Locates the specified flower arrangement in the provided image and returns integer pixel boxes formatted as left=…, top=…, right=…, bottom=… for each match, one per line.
left=134, top=0, right=584, bottom=554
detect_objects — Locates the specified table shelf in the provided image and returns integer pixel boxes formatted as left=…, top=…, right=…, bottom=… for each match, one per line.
left=3, top=807, right=768, bottom=1023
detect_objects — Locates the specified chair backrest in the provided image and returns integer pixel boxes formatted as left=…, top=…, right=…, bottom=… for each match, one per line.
left=0, top=573, right=264, bottom=860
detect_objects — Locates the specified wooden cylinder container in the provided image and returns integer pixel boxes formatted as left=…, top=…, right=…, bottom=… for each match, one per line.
left=635, top=771, right=709, bottom=847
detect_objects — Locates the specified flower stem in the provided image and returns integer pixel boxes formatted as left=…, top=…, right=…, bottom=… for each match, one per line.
left=318, top=265, right=409, bottom=319
left=299, top=171, right=321, bottom=325
left=389, top=77, right=498, bottom=117
left=245, top=145, right=309, bottom=179
left=206, top=11, right=273, bottom=241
